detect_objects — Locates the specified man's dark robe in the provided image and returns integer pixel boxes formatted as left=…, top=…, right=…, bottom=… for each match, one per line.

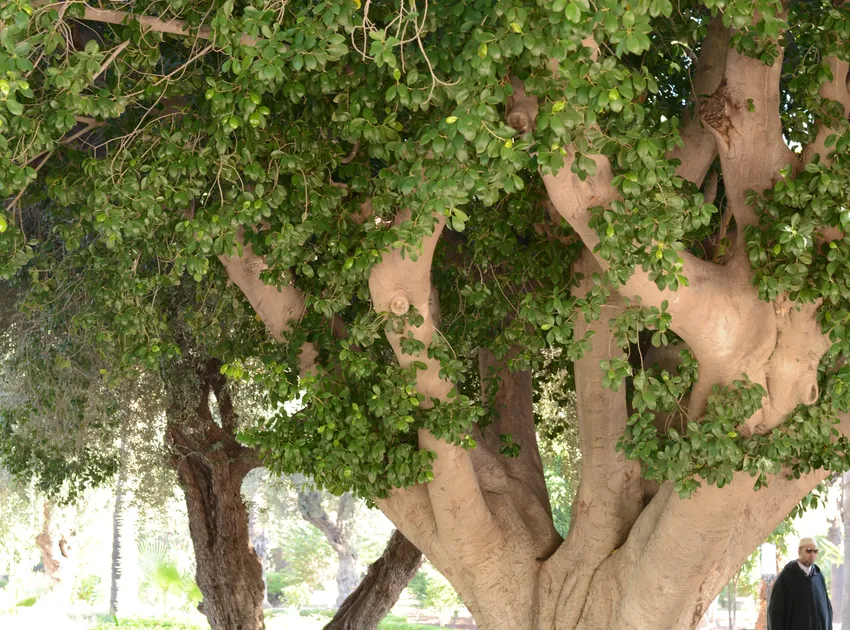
left=767, top=560, right=832, bottom=630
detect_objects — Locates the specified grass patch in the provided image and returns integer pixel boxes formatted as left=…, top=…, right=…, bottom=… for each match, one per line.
left=90, top=619, right=202, bottom=630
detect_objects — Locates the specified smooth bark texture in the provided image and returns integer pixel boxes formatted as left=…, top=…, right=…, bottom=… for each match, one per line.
left=167, top=360, right=265, bottom=630
left=324, top=529, right=424, bottom=630
left=296, top=487, right=360, bottom=607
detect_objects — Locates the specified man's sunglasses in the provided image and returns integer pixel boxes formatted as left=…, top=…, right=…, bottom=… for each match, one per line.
left=805, top=548, right=819, bottom=554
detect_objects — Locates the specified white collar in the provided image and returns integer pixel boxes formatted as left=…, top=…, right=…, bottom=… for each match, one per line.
left=797, top=560, right=813, bottom=576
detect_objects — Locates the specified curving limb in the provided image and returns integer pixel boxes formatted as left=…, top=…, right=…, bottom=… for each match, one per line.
left=670, top=18, right=730, bottom=188
left=699, top=34, right=797, bottom=238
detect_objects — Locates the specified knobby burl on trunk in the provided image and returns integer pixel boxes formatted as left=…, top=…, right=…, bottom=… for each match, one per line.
left=223, top=22, right=850, bottom=630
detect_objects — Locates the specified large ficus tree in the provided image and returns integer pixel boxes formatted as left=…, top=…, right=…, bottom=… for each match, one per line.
left=5, top=0, right=850, bottom=628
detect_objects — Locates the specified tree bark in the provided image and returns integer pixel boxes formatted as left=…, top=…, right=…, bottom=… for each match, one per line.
left=175, top=447, right=264, bottom=630
left=213, top=16, right=850, bottom=628
left=110, top=426, right=139, bottom=618
left=36, top=500, right=62, bottom=584
left=296, top=486, right=360, bottom=606
left=35, top=500, right=75, bottom=607
left=842, top=470, right=850, bottom=629
left=324, top=529, right=424, bottom=630
left=166, top=358, right=265, bottom=630
left=109, top=463, right=127, bottom=617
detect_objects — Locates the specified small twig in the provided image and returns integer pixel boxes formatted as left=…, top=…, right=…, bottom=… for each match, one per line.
left=340, top=140, right=361, bottom=164
left=93, top=40, right=129, bottom=82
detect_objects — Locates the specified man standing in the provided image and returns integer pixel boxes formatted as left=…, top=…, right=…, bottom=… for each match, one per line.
left=767, top=537, right=832, bottom=630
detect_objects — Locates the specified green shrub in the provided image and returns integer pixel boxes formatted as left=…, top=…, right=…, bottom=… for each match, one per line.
left=299, top=608, right=335, bottom=618
left=281, top=582, right=311, bottom=609
left=406, top=568, right=462, bottom=613
left=376, top=620, right=438, bottom=630
left=76, top=574, right=103, bottom=606
left=408, top=572, right=428, bottom=606
left=265, top=571, right=298, bottom=605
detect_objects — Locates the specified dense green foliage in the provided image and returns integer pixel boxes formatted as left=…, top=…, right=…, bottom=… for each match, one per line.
left=3, top=0, right=850, bottom=503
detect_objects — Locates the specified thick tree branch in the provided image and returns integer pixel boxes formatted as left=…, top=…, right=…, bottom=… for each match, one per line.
left=323, top=529, right=423, bottom=630
left=476, top=348, right=553, bottom=520
left=218, top=230, right=319, bottom=375
left=540, top=148, right=732, bottom=357
left=803, top=56, right=850, bottom=166
left=219, top=232, right=306, bottom=343
left=370, top=214, right=544, bottom=628
left=670, top=18, right=730, bottom=187
left=540, top=253, right=643, bottom=629
left=368, top=211, right=495, bottom=538
left=700, top=34, right=797, bottom=238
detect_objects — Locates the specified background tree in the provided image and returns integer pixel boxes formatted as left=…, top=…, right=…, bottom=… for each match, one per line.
left=6, top=1, right=850, bottom=629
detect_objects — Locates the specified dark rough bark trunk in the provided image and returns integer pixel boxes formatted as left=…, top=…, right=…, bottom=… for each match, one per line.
left=166, top=357, right=265, bottom=630
left=175, top=442, right=265, bottom=630
left=324, top=529, right=424, bottom=630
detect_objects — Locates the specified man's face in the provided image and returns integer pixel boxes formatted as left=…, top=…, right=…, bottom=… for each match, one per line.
left=798, top=544, right=819, bottom=567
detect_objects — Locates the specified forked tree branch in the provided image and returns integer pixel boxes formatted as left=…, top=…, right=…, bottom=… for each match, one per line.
left=368, top=211, right=496, bottom=539
left=669, top=18, right=729, bottom=188
left=700, top=29, right=797, bottom=237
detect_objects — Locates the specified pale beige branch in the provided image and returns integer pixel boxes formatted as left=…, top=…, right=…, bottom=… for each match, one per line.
left=700, top=29, right=797, bottom=236
left=217, top=229, right=317, bottom=375
left=803, top=56, right=850, bottom=166
left=33, top=0, right=257, bottom=46
left=670, top=18, right=730, bottom=187
left=540, top=252, right=643, bottom=629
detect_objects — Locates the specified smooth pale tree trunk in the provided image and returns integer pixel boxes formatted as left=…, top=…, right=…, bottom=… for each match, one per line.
left=828, top=516, right=842, bottom=619
left=248, top=497, right=271, bottom=608
left=166, top=359, right=265, bottom=630
left=842, top=470, right=850, bottom=630
left=109, top=456, right=126, bottom=617
left=324, top=529, right=424, bottom=630
left=296, top=485, right=360, bottom=606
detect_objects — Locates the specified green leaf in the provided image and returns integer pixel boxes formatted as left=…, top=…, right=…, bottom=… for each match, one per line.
left=564, top=2, right=582, bottom=22
left=6, top=99, right=23, bottom=116
left=625, top=34, right=644, bottom=55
